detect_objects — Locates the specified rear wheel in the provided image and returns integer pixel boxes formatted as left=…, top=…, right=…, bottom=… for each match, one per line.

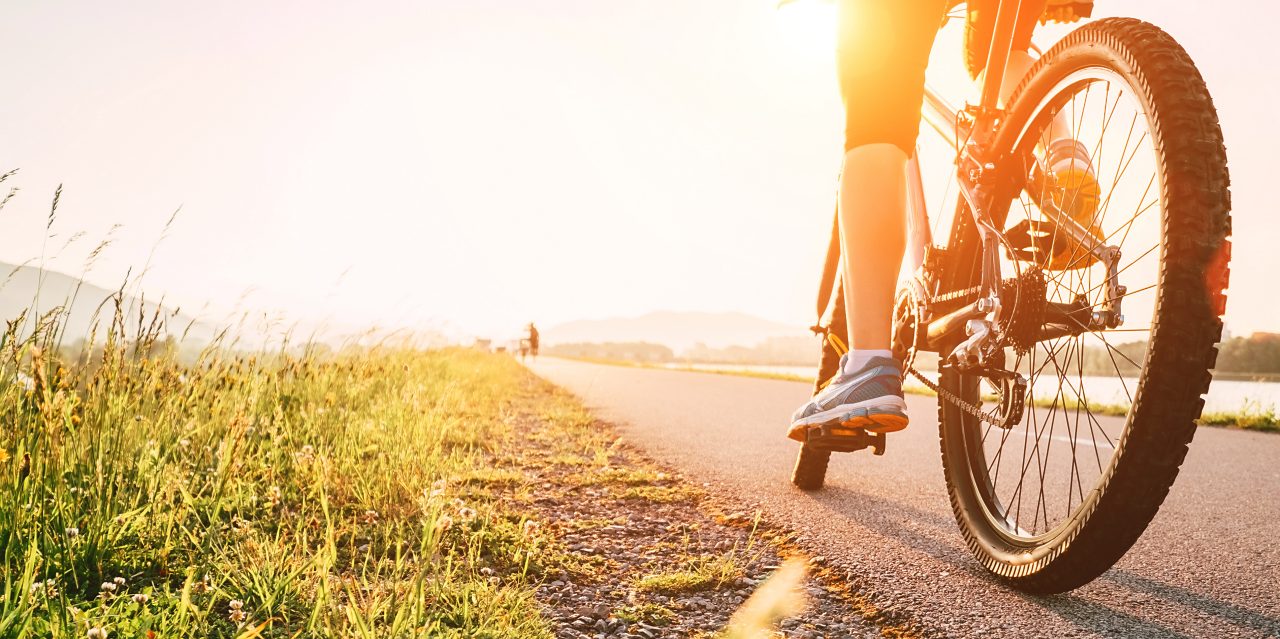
left=938, top=18, right=1231, bottom=592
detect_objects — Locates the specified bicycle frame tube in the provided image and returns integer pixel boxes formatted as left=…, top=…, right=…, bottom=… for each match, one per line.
left=907, top=0, right=1026, bottom=364
left=921, top=89, right=961, bottom=151
left=903, top=154, right=931, bottom=278
left=976, top=0, right=1024, bottom=127
left=915, top=0, right=1023, bottom=229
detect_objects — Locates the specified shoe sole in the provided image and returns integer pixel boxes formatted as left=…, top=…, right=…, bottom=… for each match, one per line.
left=787, top=400, right=910, bottom=442
left=1046, top=168, right=1103, bottom=270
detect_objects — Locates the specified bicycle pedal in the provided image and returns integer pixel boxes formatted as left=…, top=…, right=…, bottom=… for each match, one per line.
left=804, top=423, right=887, bottom=455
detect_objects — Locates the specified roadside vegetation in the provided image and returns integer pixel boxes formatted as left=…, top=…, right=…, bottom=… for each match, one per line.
left=548, top=332, right=1280, bottom=381
left=0, top=298, right=822, bottom=638
left=1200, top=399, right=1279, bottom=432
left=0, top=304, right=562, bottom=638
left=556, top=356, right=1279, bottom=433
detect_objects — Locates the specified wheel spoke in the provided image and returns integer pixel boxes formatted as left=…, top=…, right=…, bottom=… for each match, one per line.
left=955, top=60, right=1178, bottom=544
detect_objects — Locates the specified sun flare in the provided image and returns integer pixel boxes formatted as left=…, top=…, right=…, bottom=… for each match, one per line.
left=774, top=0, right=839, bottom=57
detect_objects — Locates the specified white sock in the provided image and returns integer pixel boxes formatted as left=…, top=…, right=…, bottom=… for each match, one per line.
left=844, top=349, right=894, bottom=375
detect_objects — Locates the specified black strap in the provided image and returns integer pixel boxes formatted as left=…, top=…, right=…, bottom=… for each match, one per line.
left=814, top=204, right=842, bottom=330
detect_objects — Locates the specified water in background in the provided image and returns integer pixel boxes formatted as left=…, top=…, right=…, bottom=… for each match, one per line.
left=660, top=362, right=1276, bottom=414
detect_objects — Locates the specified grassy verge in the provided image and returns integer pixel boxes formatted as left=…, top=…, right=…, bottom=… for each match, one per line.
left=1199, top=399, right=1279, bottom=433
left=1, top=342, right=563, bottom=638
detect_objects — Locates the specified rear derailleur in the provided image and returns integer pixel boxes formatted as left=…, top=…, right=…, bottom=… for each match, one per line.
left=936, top=352, right=1028, bottom=431
left=978, top=364, right=1027, bottom=430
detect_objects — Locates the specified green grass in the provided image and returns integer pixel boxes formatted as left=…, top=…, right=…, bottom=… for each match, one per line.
left=618, top=485, right=697, bottom=504
left=1200, top=399, right=1279, bottom=432
left=634, top=557, right=741, bottom=594
left=0, top=310, right=563, bottom=638
left=615, top=602, right=677, bottom=626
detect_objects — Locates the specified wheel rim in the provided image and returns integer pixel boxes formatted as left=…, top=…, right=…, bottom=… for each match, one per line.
left=962, top=66, right=1166, bottom=544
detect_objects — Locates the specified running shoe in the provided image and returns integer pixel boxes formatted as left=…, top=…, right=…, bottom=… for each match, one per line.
left=787, top=354, right=909, bottom=441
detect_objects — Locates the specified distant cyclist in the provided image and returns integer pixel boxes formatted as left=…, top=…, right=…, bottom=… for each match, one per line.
left=788, top=0, right=1097, bottom=439
left=526, top=322, right=540, bottom=359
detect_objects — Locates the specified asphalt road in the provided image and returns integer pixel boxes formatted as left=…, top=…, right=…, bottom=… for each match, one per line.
left=529, top=357, right=1280, bottom=639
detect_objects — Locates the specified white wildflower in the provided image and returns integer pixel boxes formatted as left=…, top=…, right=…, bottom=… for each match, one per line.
left=436, top=514, right=454, bottom=533
left=522, top=520, right=540, bottom=538
left=228, top=599, right=246, bottom=623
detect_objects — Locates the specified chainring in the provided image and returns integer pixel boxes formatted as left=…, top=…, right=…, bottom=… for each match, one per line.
left=891, top=288, right=924, bottom=371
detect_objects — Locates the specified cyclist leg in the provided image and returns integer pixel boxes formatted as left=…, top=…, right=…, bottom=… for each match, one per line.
left=789, top=0, right=947, bottom=438
left=968, top=0, right=1101, bottom=269
left=966, top=1, right=1052, bottom=115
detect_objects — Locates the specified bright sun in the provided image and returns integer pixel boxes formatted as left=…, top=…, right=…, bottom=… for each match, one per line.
left=773, top=0, right=839, bottom=57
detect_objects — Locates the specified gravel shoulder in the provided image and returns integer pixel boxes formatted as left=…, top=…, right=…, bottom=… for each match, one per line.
left=503, top=369, right=923, bottom=638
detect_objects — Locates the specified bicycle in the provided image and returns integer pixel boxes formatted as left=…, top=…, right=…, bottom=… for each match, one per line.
left=790, top=1, right=1232, bottom=593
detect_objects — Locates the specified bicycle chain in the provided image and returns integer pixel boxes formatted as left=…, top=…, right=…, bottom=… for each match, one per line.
left=928, top=285, right=982, bottom=306
left=905, top=364, right=1005, bottom=426
left=905, top=283, right=998, bottom=425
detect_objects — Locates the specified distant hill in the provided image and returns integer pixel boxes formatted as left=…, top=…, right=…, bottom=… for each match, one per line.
left=0, top=261, right=212, bottom=345
left=543, top=311, right=810, bottom=351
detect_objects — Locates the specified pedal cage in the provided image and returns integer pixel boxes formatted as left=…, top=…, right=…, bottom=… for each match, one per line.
left=804, top=423, right=886, bottom=455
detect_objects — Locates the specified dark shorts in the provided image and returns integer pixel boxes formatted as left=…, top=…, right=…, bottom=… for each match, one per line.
left=837, top=0, right=1046, bottom=154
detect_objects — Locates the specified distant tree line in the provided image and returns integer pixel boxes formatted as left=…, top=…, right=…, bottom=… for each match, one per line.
left=543, top=332, right=1280, bottom=379
left=1216, top=333, right=1280, bottom=375
left=543, top=341, right=673, bottom=363
left=1081, top=333, right=1280, bottom=377
left=682, top=336, right=820, bottom=365
left=544, top=336, right=820, bottom=366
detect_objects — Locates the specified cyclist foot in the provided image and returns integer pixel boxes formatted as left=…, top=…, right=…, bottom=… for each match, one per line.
left=1042, top=139, right=1103, bottom=269
left=787, top=354, right=909, bottom=443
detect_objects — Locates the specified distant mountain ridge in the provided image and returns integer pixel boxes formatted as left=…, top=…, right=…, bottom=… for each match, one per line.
left=0, top=261, right=210, bottom=344
left=543, top=311, right=810, bottom=351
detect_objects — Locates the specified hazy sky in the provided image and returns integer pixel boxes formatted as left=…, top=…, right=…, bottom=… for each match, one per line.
left=0, top=1, right=1273, bottom=341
